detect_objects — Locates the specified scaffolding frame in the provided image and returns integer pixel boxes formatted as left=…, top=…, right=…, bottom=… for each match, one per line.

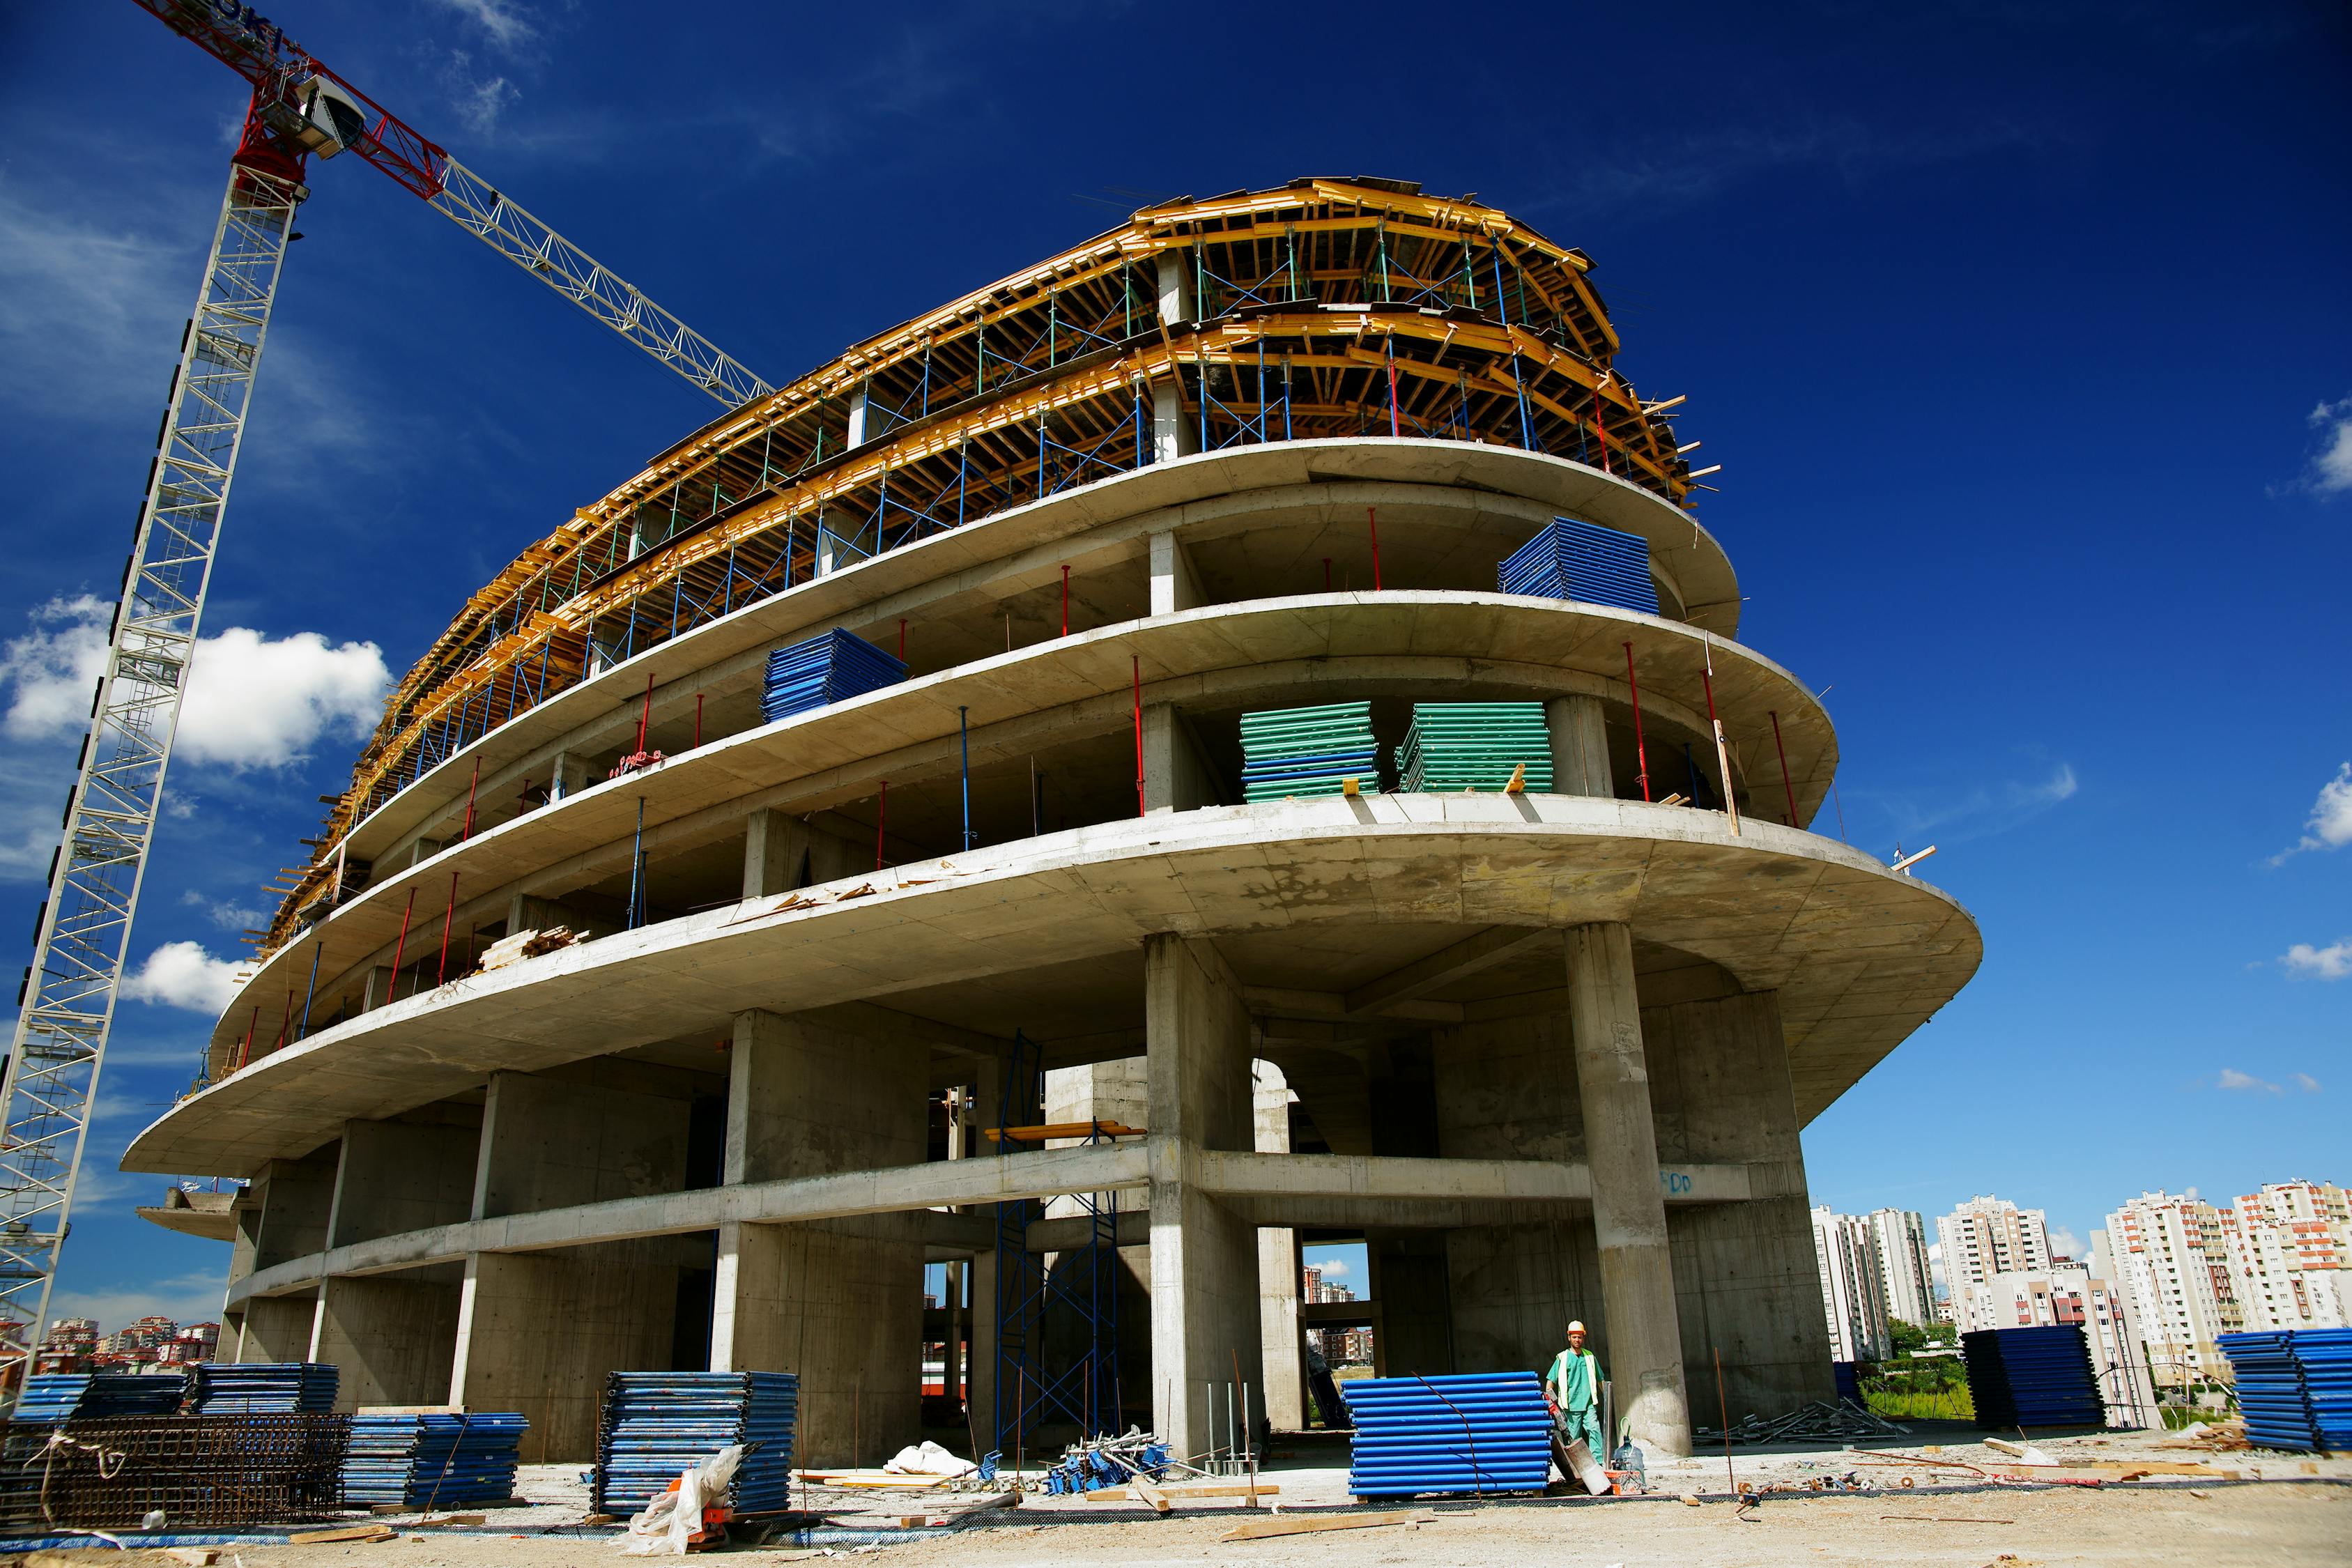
left=991, top=1031, right=1123, bottom=1453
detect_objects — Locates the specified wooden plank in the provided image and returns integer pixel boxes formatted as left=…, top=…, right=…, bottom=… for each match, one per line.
left=1086, top=1481, right=1283, bottom=1501
left=983, top=1121, right=1144, bottom=1142
left=289, top=1524, right=397, bottom=1545
left=1994, top=1461, right=2240, bottom=1482
left=1218, top=1509, right=1429, bottom=1543
left=1130, top=1475, right=1172, bottom=1514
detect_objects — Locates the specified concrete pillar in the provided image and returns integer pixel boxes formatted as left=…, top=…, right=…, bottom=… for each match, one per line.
left=1148, top=530, right=1203, bottom=616
left=1143, top=935, right=1261, bottom=1459
left=1042, top=1058, right=1153, bottom=1432
left=1546, top=695, right=1613, bottom=798
left=360, top=967, right=397, bottom=1012
left=547, top=753, right=590, bottom=804
left=408, top=838, right=444, bottom=871
left=1253, top=1061, right=1305, bottom=1433
left=1645, top=988, right=1835, bottom=1418
left=1156, top=253, right=1193, bottom=324
left=743, top=810, right=862, bottom=900
left=450, top=1073, right=693, bottom=1460
left=964, top=1068, right=1001, bottom=1447
left=709, top=1008, right=927, bottom=1467
left=238, top=1294, right=321, bottom=1364
left=846, top=385, right=870, bottom=448
left=1565, top=923, right=1691, bottom=1455
left=1141, top=705, right=1216, bottom=815
left=1152, top=382, right=1193, bottom=465
left=312, top=1116, right=477, bottom=1408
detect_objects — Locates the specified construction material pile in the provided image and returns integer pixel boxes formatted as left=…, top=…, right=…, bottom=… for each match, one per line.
left=187, top=1361, right=339, bottom=1415
left=10, top=1371, right=185, bottom=1424
left=1498, top=517, right=1659, bottom=615
left=2218, top=1328, right=2352, bottom=1452
left=593, top=1371, right=797, bottom=1519
left=1240, top=702, right=1379, bottom=801
left=1342, top=1372, right=1552, bottom=1498
left=763, top=629, right=906, bottom=723
left=0, top=1413, right=348, bottom=1530
left=345, top=1412, right=528, bottom=1508
left=1399, top=702, right=1553, bottom=793
left=1036, top=1431, right=1172, bottom=1494
left=1962, top=1326, right=2103, bottom=1429
left=1696, top=1399, right=1905, bottom=1446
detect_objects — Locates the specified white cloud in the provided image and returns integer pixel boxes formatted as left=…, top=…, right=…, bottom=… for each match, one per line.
left=1312, top=1259, right=1351, bottom=1278
left=0, top=176, right=199, bottom=418
left=2216, top=1067, right=2282, bottom=1094
left=2282, top=940, right=2352, bottom=981
left=2300, top=394, right=2352, bottom=497
left=118, top=941, right=244, bottom=1014
left=2292, top=1073, right=2323, bottom=1093
left=47, top=1268, right=230, bottom=1337
left=181, top=889, right=266, bottom=932
left=0, top=598, right=390, bottom=771
left=2271, top=762, right=2352, bottom=863
left=440, top=49, right=522, bottom=135
left=2049, top=1226, right=2084, bottom=1260
left=429, top=0, right=541, bottom=52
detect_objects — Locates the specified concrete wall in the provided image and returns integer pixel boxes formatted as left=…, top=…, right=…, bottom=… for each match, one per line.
left=312, top=1113, right=479, bottom=1408
left=1645, top=987, right=1836, bottom=1419
left=710, top=1007, right=927, bottom=1467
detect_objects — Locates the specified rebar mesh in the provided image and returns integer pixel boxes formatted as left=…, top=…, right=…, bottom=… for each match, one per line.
left=0, top=1413, right=349, bottom=1530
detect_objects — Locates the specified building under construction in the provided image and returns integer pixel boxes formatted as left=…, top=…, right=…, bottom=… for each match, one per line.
left=127, top=178, right=1981, bottom=1465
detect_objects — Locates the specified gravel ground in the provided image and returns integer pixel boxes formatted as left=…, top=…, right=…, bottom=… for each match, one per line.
left=7, top=1423, right=2345, bottom=1567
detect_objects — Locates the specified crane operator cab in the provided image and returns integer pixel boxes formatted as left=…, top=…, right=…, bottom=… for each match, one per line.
left=293, top=77, right=369, bottom=158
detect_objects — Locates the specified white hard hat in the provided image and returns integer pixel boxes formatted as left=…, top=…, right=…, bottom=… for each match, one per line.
left=1567, top=1320, right=1587, bottom=1334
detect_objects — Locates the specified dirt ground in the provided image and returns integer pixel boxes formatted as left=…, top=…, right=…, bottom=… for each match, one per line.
left=8, top=1424, right=2347, bottom=1567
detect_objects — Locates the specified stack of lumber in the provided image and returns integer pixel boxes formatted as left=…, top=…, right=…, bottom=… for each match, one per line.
left=1498, top=517, right=1658, bottom=614
left=1240, top=703, right=1378, bottom=801
left=1398, top=703, right=1552, bottom=792
left=762, top=629, right=905, bottom=723
left=1961, top=1327, right=2103, bottom=1429
left=1341, top=1371, right=1552, bottom=1498
left=2218, top=1328, right=2352, bottom=1452
left=593, top=1371, right=797, bottom=1518
left=345, top=1412, right=528, bottom=1507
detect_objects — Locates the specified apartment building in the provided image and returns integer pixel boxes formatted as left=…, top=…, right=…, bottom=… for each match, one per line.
left=1936, top=1195, right=2054, bottom=1295
left=1868, top=1208, right=1937, bottom=1329
left=1812, top=1206, right=1893, bottom=1362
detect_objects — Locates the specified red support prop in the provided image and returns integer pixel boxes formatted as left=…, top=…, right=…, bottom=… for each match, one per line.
left=390, top=886, right=417, bottom=999
left=1132, top=655, right=1146, bottom=817
left=436, top=870, right=460, bottom=986
left=274, top=990, right=293, bottom=1051
left=636, top=672, right=654, bottom=753
left=1366, top=507, right=1383, bottom=592
left=1061, top=565, right=1070, bottom=637
left=1385, top=342, right=1401, bottom=436
left=460, top=758, right=481, bottom=840
left=1624, top=642, right=1650, bottom=801
left=1769, top=710, right=1799, bottom=826
left=236, top=1005, right=259, bottom=1072
left=875, top=781, right=889, bottom=870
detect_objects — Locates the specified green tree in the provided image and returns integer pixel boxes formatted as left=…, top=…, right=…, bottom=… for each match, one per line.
left=1888, top=1318, right=1931, bottom=1355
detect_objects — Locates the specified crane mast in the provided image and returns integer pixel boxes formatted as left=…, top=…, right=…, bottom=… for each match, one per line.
left=0, top=0, right=771, bottom=1383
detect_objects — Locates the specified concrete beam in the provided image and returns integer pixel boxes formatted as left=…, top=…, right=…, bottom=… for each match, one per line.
left=1341, top=928, right=1551, bottom=1015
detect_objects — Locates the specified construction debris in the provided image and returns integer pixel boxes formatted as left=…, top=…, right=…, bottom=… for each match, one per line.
left=477, top=925, right=578, bottom=971
left=1695, top=1398, right=1904, bottom=1446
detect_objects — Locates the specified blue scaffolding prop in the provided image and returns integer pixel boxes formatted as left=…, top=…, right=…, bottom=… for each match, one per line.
left=992, top=1030, right=1124, bottom=1455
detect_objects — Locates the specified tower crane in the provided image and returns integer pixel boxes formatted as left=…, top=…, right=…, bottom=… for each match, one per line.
left=0, top=0, right=774, bottom=1385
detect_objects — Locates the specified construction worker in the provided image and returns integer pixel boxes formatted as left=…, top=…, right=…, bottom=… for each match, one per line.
left=1546, top=1320, right=1604, bottom=1458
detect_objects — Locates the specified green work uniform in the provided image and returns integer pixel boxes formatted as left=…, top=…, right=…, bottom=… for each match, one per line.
left=1546, top=1347, right=1604, bottom=1455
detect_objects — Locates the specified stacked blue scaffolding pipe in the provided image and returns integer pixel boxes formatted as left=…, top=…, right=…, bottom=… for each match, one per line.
left=2218, top=1328, right=2352, bottom=1452
left=344, top=1413, right=529, bottom=1508
left=1961, top=1327, right=2103, bottom=1429
left=1498, top=517, right=1659, bottom=615
left=1342, top=1373, right=1553, bottom=1498
left=187, top=1363, right=339, bottom=1415
left=10, top=1372, right=185, bottom=1424
left=593, top=1372, right=797, bottom=1519
left=761, top=629, right=906, bottom=723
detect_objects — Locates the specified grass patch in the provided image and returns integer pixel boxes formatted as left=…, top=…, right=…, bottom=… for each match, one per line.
left=1866, top=1385, right=1975, bottom=1422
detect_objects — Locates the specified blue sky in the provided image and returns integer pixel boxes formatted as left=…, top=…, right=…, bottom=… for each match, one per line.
left=0, top=1, right=2344, bottom=1329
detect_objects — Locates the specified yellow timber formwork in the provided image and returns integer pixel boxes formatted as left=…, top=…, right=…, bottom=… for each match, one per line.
left=262, top=177, right=1701, bottom=955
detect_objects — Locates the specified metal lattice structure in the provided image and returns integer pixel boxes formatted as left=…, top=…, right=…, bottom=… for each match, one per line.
left=0, top=164, right=301, bottom=1371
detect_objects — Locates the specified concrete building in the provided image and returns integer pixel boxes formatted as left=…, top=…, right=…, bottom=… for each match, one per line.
left=1867, top=1208, right=1935, bottom=1330
left=2217, top=1181, right=2350, bottom=1334
left=124, top=179, right=1980, bottom=1463
left=1936, top=1196, right=2054, bottom=1294
left=1811, top=1207, right=1893, bottom=1363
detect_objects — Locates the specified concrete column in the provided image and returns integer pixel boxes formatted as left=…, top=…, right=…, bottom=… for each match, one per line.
left=709, top=1007, right=927, bottom=1467
left=360, top=966, right=397, bottom=1013
left=1043, top=1057, right=1153, bottom=1433
left=1141, top=705, right=1216, bottom=815
left=450, top=1073, right=693, bottom=1460
left=1545, top=695, right=1613, bottom=798
left=1253, top=1061, right=1305, bottom=1433
left=964, top=1068, right=1001, bottom=1448
left=1148, top=530, right=1203, bottom=616
left=238, top=1294, right=321, bottom=1364
left=1144, top=935, right=1261, bottom=1459
left=408, top=838, right=445, bottom=871
left=743, top=810, right=862, bottom=900
left=1156, top=253, right=1193, bottom=324
left=312, top=1115, right=478, bottom=1409
left=547, top=752, right=590, bottom=804
left=846, top=385, right=870, bottom=448
left=1152, top=382, right=1194, bottom=465
left=1565, top=923, right=1691, bottom=1455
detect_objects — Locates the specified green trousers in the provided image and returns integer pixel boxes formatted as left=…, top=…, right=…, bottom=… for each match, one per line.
left=1558, top=1403, right=1603, bottom=1455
